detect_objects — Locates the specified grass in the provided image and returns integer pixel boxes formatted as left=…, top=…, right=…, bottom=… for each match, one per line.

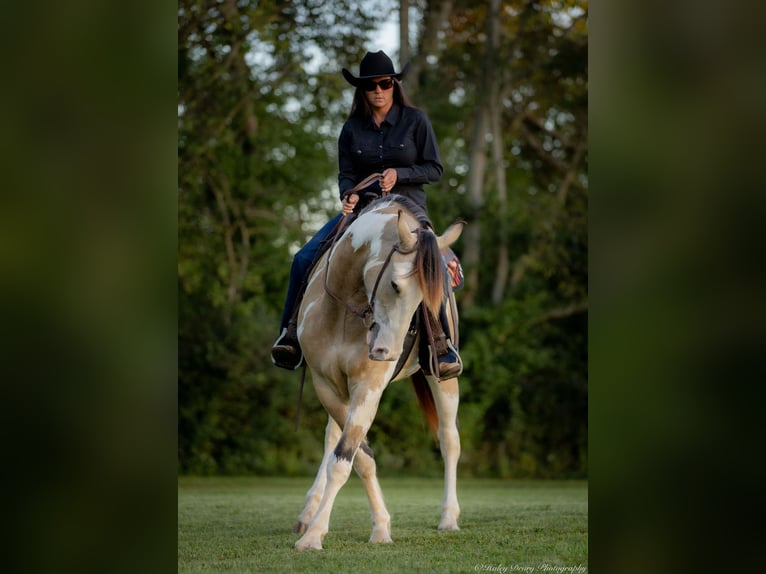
left=178, top=476, right=588, bottom=573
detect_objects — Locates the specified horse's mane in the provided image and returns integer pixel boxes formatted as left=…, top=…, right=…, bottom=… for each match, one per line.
left=358, top=195, right=444, bottom=314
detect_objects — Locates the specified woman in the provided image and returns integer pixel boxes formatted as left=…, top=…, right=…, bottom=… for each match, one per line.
left=272, top=50, right=462, bottom=379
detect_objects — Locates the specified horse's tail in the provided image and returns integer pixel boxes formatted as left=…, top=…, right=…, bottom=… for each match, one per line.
left=411, top=370, right=439, bottom=441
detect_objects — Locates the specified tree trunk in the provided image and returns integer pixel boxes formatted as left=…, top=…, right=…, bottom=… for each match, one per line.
left=462, top=0, right=502, bottom=309
left=488, top=0, right=508, bottom=305
left=399, top=0, right=409, bottom=66
left=461, top=105, right=488, bottom=309
left=408, top=0, right=453, bottom=95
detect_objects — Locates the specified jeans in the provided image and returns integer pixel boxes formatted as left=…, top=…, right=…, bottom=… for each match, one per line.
left=279, top=213, right=345, bottom=330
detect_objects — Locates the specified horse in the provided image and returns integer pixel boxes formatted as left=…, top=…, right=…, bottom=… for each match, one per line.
left=292, top=195, right=464, bottom=551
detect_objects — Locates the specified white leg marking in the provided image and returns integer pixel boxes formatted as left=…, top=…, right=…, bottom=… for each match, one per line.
left=295, top=455, right=354, bottom=551
left=295, top=385, right=387, bottom=550
left=294, top=417, right=342, bottom=534
left=429, top=376, right=461, bottom=531
left=354, top=447, right=392, bottom=543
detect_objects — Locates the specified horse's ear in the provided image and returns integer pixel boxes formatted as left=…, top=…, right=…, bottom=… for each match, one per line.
left=397, top=210, right=417, bottom=250
left=437, top=221, right=465, bottom=250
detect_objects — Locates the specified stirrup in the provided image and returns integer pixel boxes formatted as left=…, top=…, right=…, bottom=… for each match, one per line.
left=271, top=327, right=304, bottom=370
left=437, top=340, right=463, bottom=379
left=423, top=338, right=462, bottom=381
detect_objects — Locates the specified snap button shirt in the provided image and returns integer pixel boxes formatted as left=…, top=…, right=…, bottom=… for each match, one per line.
left=338, top=103, right=443, bottom=209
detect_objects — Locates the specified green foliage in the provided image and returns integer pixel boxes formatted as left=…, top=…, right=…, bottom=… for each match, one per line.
left=178, top=0, right=380, bottom=475
left=178, top=0, right=587, bottom=478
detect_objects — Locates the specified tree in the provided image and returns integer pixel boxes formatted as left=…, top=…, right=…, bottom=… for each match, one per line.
left=178, top=0, right=384, bottom=474
left=410, top=0, right=588, bottom=476
left=177, top=0, right=588, bottom=478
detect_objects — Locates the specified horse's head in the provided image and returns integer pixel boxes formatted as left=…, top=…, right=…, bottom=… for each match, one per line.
left=364, top=208, right=464, bottom=362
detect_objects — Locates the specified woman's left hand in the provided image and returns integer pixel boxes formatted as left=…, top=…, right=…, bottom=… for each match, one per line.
left=342, top=192, right=359, bottom=215
left=379, top=169, right=398, bottom=194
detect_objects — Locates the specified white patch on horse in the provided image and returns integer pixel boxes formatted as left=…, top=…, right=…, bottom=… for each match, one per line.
left=298, top=300, right=317, bottom=338
left=350, top=212, right=390, bottom=256
left=305, top=265, right=324, bottom=291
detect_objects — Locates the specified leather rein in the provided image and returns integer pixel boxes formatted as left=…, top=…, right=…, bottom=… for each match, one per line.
left=323, top=174, right=420, bottom=329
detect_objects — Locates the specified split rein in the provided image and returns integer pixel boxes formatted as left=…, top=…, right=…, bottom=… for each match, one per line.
left=323, top=175, right=421, bottom=330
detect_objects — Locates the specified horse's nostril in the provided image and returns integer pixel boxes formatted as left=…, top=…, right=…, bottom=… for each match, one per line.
left=369, top=346, right=390, bottom=360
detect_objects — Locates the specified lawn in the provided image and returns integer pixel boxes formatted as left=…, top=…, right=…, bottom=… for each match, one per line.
left=178, top=476, right=587, bottom=573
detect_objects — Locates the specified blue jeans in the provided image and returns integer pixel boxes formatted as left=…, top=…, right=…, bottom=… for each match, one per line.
left=279, top=214, right=344, bottom=330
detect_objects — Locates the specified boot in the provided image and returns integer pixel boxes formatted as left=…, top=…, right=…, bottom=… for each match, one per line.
left=437, top=339, right=463, bottom=379
left=271, top=320, right=303, bottom=370
left=437, top=300, right=462, bottom=379
left=424, top=306, right=463, bottom=379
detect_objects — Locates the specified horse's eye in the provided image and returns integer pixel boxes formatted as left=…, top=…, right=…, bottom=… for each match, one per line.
left=391, top=281, right=401, bottom=294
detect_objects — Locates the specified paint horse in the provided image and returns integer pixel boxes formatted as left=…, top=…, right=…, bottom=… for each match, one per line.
left=293, top=195, right=464, bottom=551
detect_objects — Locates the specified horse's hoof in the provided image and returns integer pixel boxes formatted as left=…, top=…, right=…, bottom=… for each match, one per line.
left=438, top=520, right=460, bottom=531
left=292, top=521, right=307, bottom=534
left=369, top=532, right=393, bottom=544
left=295, top=535, right=323, bottom=551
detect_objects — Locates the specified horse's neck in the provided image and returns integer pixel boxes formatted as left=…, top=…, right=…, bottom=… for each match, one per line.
left=327, top=208, right=403, bottom=303
left=326, top=235, right=373, bottom=302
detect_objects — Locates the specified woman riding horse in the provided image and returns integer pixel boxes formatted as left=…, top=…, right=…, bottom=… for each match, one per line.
left=271, top=50, right=462, bottom=380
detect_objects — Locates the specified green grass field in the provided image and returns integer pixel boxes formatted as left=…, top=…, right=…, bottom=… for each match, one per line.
left=178, top=476, right=587, bottom=573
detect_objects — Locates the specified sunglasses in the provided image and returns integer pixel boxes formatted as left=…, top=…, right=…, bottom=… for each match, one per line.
left=362, top=78, right=394, bottom=92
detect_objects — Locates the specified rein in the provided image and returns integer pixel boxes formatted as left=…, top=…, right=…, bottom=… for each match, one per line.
left=323, top=195, right=421, bottom=329
left=342, top=172, right=386, bottom=201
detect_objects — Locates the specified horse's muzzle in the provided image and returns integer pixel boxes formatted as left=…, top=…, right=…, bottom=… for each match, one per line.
left=367, top=322, right=398, bottom=361
left=368, top=349, right=398, bottom=362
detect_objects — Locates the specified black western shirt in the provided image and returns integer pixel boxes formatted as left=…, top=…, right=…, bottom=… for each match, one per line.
left=338, top=103, right=443, bottom=210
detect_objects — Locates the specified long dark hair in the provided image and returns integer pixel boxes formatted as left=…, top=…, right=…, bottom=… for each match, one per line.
left=348, top=79, right=415, bottom=119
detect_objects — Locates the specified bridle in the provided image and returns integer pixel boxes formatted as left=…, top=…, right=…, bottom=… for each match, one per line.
left=324, top=230, right=419, bottom=329
left=323, top=179, right=422, bottom=329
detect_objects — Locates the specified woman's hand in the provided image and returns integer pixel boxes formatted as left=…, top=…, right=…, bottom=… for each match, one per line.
left=341, top=192, right=359, bottom=215
left=379, top=169, right=398, bottom=194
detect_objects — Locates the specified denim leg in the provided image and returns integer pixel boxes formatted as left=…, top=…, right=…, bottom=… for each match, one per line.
left=438, top=265, right=455, bottom=343
left=439, top=300, right=453, bottom=343
left=279, top=214, right=344, bottom=329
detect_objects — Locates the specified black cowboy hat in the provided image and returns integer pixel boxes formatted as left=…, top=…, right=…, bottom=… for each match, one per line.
left=342, top=50, right=410, bottom=87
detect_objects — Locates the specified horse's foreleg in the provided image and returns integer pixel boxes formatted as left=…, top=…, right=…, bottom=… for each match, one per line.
left=429, top=375, right=461, bottom=531
left=294, top=416, right=342, bottom=534
left=295, top=385, right=386, bottom=551
left=354, top=442, right=392, bottom=543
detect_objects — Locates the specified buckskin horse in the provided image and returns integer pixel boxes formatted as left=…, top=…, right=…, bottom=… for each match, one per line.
left=292, top=195, right=464, bottom=551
